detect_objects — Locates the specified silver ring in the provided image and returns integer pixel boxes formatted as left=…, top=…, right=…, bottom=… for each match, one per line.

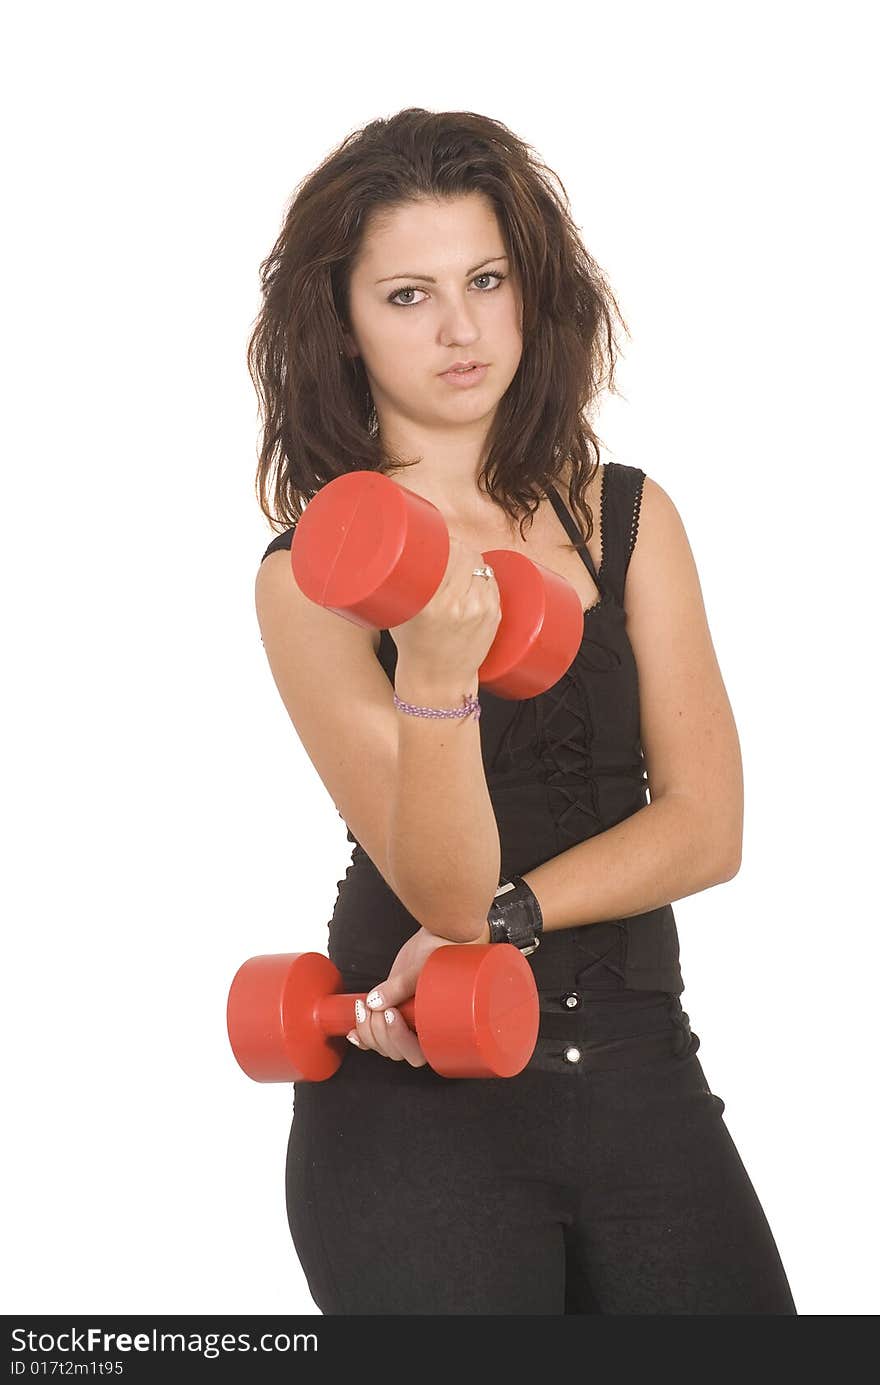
left=472, top=565, right=494, bottom=580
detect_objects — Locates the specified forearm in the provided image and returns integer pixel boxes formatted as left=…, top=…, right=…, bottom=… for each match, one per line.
left=467, top=793, right=738, bottom=944
left=387, top=660, right=501, bottom=942
left=523, top=792, right=737, bottom=930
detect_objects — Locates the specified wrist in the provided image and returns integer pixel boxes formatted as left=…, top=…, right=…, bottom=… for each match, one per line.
left=486, top=876, right=544, bottom=956
left=394, top=661, right=479, bottom=705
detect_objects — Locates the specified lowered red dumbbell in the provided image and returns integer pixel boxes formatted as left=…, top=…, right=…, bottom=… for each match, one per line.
left=290, top=470, right=583, bottom=699
left=227, top=943, right=540, bottom=1082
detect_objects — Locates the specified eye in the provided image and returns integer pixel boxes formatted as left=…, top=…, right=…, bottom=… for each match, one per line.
left=387, top=270, right=508, bottom=308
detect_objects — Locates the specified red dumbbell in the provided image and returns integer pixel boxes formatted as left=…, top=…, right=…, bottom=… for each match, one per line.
left=290, top=470, right=583, bottom=699
left=227, top=944, right=540, bottom=1082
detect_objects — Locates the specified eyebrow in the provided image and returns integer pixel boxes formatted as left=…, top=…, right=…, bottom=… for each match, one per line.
left=375, top=254, right=509, bottom=285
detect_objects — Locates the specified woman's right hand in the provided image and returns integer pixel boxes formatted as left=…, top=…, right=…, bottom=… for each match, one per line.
left=388, top=536, right=502, bottom=683
left=346, top=925, right=490, bottom=1067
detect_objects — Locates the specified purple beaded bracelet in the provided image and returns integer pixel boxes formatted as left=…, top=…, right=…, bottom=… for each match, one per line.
left=393, top=691, right=481, bottom=722
left=391, top=565, right=491, bottom=725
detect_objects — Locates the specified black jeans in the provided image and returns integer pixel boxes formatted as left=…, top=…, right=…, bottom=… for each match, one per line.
left=285, top=980, right=797, bottom=1315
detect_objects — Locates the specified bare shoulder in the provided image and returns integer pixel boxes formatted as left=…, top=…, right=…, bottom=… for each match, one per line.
left=625, top=474, right=684, bottom=597
left=623, top=474, right=744, bottom=874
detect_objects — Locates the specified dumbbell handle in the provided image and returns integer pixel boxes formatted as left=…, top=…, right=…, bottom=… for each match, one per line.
left=319, top=991, right=416, bottom=1034
left=319, top=982, right=535, bottom=1043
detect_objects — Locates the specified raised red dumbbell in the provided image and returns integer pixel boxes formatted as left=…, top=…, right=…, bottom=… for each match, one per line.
left=227, top=943, right=540, bottom=1082
left=290, top=470, right=583, bottom=699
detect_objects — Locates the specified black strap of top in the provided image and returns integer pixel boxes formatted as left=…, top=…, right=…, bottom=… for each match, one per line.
left=546, top=462, right=646, bottom=608
left=545, top=472, right=604, bottom=589
left=260, top=527, right=296, bottom=563
left=599, top=462, right=645, bottom=606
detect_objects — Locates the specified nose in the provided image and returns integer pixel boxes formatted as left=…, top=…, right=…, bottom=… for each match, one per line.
left=438, top=295, right=484, bottom=345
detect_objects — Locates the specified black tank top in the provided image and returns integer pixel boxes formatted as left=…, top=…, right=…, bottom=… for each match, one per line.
left=260, top=461, right=684, bottom=997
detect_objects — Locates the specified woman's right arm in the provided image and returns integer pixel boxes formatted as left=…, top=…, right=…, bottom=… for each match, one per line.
left=255, top=544, right=499, bottom=946
left=387, top=657, right=500, bottom=942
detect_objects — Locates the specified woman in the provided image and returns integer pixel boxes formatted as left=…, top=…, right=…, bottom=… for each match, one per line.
left=250, top=107, right=797, bottom=1315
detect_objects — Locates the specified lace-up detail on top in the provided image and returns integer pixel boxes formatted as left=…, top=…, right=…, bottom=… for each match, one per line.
left=487, top=470, right=633, bottom=846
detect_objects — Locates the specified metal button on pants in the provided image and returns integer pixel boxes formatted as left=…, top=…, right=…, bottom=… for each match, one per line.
left=523, top=985, right=699, bottom=1075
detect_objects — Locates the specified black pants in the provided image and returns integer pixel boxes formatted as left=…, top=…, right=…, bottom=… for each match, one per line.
left=285, top=981, right=797, bottom=1315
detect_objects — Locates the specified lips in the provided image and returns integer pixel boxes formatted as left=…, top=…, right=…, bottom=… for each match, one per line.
left=441, top=361, right=487, bottom=374
left=439, top=362, right=489, bottom=388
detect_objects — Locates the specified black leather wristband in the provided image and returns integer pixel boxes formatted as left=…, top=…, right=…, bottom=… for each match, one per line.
left=486, top=876, right=543, bottom=956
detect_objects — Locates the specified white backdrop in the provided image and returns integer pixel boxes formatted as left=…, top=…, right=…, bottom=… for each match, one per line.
left=3, top=0, right=876, bottom=1317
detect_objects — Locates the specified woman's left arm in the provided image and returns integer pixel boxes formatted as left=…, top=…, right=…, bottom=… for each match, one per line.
left=470, top=474, right=744, bottom=939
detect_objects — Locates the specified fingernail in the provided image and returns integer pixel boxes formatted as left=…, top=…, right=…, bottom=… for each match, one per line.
left=384, top=1009, right=396, bottom=1025
left=354, top=999, right=366, bottom=1022
left=346, top=1031, right=362, bottom=1047
left=366, top=990, right=384, bottom=1009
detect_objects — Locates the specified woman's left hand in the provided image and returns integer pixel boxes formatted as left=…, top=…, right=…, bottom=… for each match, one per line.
left=346, top=922, right=490, bottom=1066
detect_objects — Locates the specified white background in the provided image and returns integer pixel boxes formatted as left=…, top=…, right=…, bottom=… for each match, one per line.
left=3, top=0, right=877, bottom=1316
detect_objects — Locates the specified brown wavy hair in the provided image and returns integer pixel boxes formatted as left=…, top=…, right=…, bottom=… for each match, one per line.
left=247, top=107, right=630, bottom=553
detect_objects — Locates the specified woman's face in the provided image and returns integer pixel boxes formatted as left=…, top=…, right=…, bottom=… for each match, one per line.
left=343, top=193, right=524, bottom=444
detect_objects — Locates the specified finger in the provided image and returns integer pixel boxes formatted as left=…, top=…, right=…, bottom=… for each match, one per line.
left=353, top=999, right=399, bottom=1058
left=366, top=1008, right=399, bottom=1059
left=365, top=974, right=412, bottom=1014
left=352, top=998, right=381, bottom=1053
left=381, top=1008, right=428, bottom=1067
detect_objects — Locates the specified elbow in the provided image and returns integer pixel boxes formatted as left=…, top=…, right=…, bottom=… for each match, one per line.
left=414, top=899, right=495, bottom=945
left=705, top=802, right=743, bottom=882
left=718, top=842, right=742, bottom=881
left=395, top=881, right=495, bottom=944
left=433, top=919, right=492, bottom=945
